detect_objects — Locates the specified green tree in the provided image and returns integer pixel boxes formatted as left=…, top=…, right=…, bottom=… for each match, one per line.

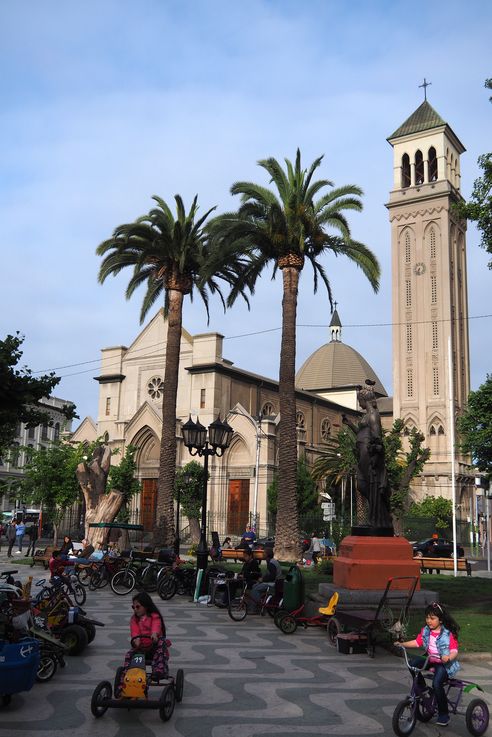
left=20, top=441, right=84, bottom=544
left=458, top=374, right=492, bottom=475
left=97, top=195, right=248, bottom=547
left=455, top=79, right=492, bottom=263
left=212, top=150, right=380, bottom=559
left=267, top=457, right=320, bottom=517
left=0, top=333, right=77, bottom=453
left=408, top=495, right=452, bottom=530
left=174, top=461, right=208, bottom=543
left=110, top=445, right=141, bottom=522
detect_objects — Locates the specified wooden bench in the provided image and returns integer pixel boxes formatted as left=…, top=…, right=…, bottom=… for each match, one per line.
left=30, top=545, right=56, bottom=569
left=220, top=548, right=267, bottom=562
left=416, top=556, right=472, bottom=576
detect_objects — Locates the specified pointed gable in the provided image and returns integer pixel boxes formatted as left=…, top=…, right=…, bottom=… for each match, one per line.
left=388, top=101, right=446, bottom=140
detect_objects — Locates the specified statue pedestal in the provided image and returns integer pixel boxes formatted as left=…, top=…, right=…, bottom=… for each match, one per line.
left=333, top=535, right=421, bottom=590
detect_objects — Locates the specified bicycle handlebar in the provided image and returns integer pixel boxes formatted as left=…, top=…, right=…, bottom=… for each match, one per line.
left=396, top=644, right=430, bottom=671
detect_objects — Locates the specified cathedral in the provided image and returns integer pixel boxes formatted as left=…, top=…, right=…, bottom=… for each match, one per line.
left=71, top=98, right=475, bottom=537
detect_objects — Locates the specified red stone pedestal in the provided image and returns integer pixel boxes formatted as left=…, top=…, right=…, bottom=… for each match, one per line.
left=333, top=535, right=421, bottom=590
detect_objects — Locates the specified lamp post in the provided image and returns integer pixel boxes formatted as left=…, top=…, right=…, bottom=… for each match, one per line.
left=174, top=471, right=191, bottom=558
left=182, top=414, right=234, bottom=571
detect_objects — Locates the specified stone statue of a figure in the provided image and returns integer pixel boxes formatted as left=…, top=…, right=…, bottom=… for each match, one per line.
left=343, top=380, right=393, bottom=531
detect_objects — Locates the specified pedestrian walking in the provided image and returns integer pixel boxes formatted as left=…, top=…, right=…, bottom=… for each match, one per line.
left=7, top=520, right=17, bottom=557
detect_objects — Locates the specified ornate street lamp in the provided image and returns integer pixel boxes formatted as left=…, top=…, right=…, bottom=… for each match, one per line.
left=182, top=415, right=233, bottom=571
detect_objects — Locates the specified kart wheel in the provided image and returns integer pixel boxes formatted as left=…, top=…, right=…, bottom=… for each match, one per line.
left=60, top=624, right=89, bottom=655
left=327, top=616, right=341, bottom=646
left=392, top=698, right=417, bottom=737
left=91, top=680, right=112, bottom=718
left=466, top=698, right=490, bottom=736
left=274, top=609, right=288, bottom=628
left=279, top=614, right=298, bottom=635
left=158, top=575, right=177, bottom=601
left=175, top=668, right=184, bottom=703
left=114, top=666, right=125, bottom=698
left=72, top=583, right=86, bottom=606
left=228, top=598, right=247, bottom=621
left=83, top=621, right=97, bottom=643
left=36, top=653, right=57, bottom=682
left=110, top=569, right=136, bottom=595
left=159, top=684, right=176, bottom=722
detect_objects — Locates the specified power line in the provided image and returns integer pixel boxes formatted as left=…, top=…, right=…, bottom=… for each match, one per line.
left=33, top=312, right=492, bottom=379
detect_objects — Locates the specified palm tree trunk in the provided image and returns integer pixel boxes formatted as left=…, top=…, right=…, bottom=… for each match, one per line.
left=155, top=288, right=183, bottom=547
left=275, top=265, right=301, bottom=561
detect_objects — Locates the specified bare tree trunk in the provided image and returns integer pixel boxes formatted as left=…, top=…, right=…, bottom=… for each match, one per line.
left=188, top=517, right=200, bottom=544
left=275, top=265, right=302, bottom=561
left=155, top=289, right=183, bottom=547
left=75, top=444, right=124, bottom=546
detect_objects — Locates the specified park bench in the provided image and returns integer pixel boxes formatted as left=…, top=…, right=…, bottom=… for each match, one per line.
left=30, top=545, right=56, bottom=569
left=416, top=556, right=472, bottom=576
left=220, top=548, right=267, bottom=562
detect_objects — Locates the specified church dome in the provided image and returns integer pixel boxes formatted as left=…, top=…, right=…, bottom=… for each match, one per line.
left=296, top=341, right=387, bottom=396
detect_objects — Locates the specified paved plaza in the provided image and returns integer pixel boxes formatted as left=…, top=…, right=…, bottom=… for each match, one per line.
left=1, top=561, right=492, bottom=737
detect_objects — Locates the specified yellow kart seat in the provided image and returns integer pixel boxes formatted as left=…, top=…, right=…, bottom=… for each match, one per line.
left=318, top=591, right=339, bottom=616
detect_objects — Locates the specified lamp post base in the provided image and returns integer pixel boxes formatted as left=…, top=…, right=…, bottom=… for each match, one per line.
left=196, top=547, right=209, bottom=571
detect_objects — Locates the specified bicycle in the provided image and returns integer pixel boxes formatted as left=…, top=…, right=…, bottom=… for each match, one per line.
left=392, top=645, right=489, bottom=736
left=228, top=579, right=283, bottom=622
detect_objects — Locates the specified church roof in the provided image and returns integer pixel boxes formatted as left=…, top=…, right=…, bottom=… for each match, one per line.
left=388, top=100, right=446, bottom=140
left=296, top=340, right=387, bottom=397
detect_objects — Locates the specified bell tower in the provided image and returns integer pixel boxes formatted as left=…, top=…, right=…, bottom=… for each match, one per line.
left=386, top=98, right=472, bottom=499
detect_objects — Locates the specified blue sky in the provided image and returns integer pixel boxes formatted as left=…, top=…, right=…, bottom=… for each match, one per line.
left=1, top=0, right=491, bottom=424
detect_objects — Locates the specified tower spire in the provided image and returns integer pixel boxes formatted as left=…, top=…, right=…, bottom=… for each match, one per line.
left=329, top=303, right=342, bottom=342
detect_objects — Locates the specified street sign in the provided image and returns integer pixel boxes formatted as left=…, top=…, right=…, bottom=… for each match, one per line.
left=321, top=502, right=335, bottom=512
left=323, top=512, right=335, bottom=521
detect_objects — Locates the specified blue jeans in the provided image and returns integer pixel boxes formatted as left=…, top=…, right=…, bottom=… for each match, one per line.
left=16, top=534, right=24, bottom=551
left=411, top=656, right=449, bottom=716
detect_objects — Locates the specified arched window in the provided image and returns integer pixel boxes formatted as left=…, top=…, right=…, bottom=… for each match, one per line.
left=320, top=418, right=331, bottom=441
left=41, top=424, right=49, bottom=440
left=262, top=402, right=276, bottom=418
left=428, top=147, right=438, bottom=181
left=404, top=231, right=411, bottom=263
left=415, top=150, right=424, bottom=185
left=429, top=226, right=436, bottom=260
left=27, top=426, right=35, bottom=440
left=296, top=411, right=305, bottom=429
left=10, top=443, right=20, bottom=468
left=54, top=422, right=60, bottom=440
left=401, top=154, right=411, bottom=188
left=438, top=425, right=445, bottom=435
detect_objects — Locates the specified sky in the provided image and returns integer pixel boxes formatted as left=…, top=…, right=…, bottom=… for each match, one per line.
left=1, top=0, right=491, bottom=426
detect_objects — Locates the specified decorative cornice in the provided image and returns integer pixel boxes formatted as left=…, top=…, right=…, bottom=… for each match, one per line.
left=390, top=205, right=446, bottom=222
left=93, top=374, right=125, bottom=384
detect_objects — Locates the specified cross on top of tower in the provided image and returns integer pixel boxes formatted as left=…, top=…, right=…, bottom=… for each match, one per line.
left=419, top=78, right=432, bottom=101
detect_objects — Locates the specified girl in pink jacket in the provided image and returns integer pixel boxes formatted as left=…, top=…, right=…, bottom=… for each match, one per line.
left=124, top=592, right=170, bottom=680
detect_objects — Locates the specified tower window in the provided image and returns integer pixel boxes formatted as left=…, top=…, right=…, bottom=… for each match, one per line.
left=401, top=154, right=411, bottom=188
left=200, top=388, right=206, bottom=409
left=428, top=147, right=438, bottom=181
left=430, top=425, right=437, bottom=436
left=431, top=275, right=437, bottom=303
left=415, top=150, right=424, bottom=185
left=406, top=324, right=412, bottom=352
left=432, top=321, right=438, bottom=349
left=405, top=231, right=411, bottom=263
left=405, top=279, right=412, bottom=307
left=105, top=397, right=111, bottom=416
left=433, top=367, right=439, bottom=396
left=407, top=369, right=413, bottom=398
left=429, top=227, right=436, bottom=260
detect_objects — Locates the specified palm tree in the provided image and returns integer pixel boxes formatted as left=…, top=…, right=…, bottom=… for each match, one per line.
left=97, top=194, right=247, bottom=546
left=210, top=150, right=380, bottom=560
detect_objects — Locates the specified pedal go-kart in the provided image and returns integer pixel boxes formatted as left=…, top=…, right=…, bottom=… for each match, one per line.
left=91, top=635, right=184, bottom=722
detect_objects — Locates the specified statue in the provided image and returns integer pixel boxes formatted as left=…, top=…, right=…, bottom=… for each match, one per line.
left=343, top=380, right=393, bottom=532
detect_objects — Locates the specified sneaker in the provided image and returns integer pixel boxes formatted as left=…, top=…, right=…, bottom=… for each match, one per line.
left=15, top=551, right=22, bottom=554
left=436, top=714, right=450, bottom=726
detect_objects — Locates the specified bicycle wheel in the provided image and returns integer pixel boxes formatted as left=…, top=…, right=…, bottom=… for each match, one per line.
left=36, top=653, right=57, bottom=682
left=466, top=698, right=490, bottom=736
left=274, top=608, right=288, bottom=628
left=158, top=574, right=177, bottom=601
left=392, top=698, right=417, bottom=737
left=77, top=568, right=92, bottom=587
left=72, top=583, right=87, bottom=606
left=140, top=564, right=158, bottom=593
left=278, top=613, right=298, bottom=635
left=228, top=597, right=247, bottom=622
left=110, top=569, right=136, bottom=595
